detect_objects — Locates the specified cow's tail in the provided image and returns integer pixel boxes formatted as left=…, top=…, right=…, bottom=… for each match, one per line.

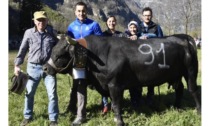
left=185, top=35, right=201, bottom=113
left=187, top=35, right=198, bottom=85
left=183, top=35, right=198, bottom=91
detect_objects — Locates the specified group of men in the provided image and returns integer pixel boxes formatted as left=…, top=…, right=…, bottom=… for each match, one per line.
left=13, top=1, right=163, bottom=126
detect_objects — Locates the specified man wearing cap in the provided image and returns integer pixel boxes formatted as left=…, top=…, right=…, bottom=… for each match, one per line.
left=14, top=11, right=59, bottom=126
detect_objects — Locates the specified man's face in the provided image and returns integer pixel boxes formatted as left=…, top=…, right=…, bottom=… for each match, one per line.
left=75, top=5, right=87, bottom=22
left=34, top=18, right=48, bottom=31
left=142, top=10, right=152, bottom=24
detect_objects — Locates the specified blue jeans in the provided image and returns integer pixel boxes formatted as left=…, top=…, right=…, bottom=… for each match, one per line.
left=102, top=96, right=108, bottom=107
left=23, top=63, right=59, bottom=121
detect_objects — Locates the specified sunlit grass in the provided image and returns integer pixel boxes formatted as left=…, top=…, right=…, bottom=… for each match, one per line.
left=9, top=49, right=201, bottom=126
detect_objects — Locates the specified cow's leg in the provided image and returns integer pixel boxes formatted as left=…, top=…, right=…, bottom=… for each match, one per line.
left=185, top=54, right=201, bottom=114
left=187, top=74, right=201, bottom=114
left=146, top=86, right=155, bottom=107
left=191, top=89, right=201, bottom=114
left=129, top=87, right=142, bottom=108
left=108, top=84, right=124, bottom=126
left=174, top=81, right=184, bottom=108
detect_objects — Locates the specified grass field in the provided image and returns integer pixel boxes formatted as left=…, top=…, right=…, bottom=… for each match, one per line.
left=8, top=49, right=201, bottom=126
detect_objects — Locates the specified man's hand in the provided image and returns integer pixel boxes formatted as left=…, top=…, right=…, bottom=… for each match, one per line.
left=14, top=65, right=21, bottom=76
left=129, top=35, right=138, bottom=40
left=139, top=35, right=148, bottom=39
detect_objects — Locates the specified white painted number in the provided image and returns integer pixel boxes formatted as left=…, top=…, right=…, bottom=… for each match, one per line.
left=138, top=43, right=170, bottom=69
left=138, top=44, right=154, bottom=65
left=156, top=43, right=170, bottom=68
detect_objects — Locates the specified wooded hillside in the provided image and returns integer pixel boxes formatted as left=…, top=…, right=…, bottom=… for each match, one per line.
left=9, top=0, right=201, bottom=39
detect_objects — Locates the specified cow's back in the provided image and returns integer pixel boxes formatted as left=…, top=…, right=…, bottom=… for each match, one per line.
left=85, top=35, right=195, bottom=87
left=120, top=38, right=187, bottom=86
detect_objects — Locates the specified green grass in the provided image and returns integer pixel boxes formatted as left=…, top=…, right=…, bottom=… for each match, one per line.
left=9, top=49, right=201, bottom=126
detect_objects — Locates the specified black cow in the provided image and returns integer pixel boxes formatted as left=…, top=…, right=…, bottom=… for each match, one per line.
left=43, top=34, right=201, bottom=126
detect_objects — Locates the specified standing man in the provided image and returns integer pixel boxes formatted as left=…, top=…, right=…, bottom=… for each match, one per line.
left=139, top=7, right=163, bottom=39
left=139, top=7, right=164, bottom=105
left=14, top=11, right=59, bottom=126
left=67, top=1, right=102, bottom=125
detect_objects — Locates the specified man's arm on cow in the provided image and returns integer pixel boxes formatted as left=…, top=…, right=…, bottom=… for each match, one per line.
left=157, top=25, right=163, bottom=37
left=139, top=33, right=157, bottom=39
left=129, top=35, right=138, bottom=40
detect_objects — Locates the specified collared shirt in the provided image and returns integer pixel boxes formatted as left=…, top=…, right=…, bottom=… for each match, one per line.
left=67, top=18, right=102, bottom=39
left=14, top=27, right=57, bottom=66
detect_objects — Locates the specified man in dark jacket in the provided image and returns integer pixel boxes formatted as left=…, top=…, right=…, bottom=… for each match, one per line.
left=139, top=7, right=163, bottom=39
left=139, top=7, right=164, bottom=105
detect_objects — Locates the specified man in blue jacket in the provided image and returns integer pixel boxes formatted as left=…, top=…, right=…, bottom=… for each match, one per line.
left=67, top=1, right=102, bottom=125
left=67, top=3, right=102, bottom=39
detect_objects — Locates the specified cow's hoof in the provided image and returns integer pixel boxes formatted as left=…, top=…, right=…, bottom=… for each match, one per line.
left=114, top=117, right=125, bottom=126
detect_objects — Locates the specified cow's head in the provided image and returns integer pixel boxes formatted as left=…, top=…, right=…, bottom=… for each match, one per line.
left=43, top=36, right=76, bottom=75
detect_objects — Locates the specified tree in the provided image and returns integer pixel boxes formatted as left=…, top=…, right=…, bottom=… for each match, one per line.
left=178, top=0, right=194, bottom=34
left=19, top=0, right=42, bottom=36
left=143, top=0, right=201, bottom=35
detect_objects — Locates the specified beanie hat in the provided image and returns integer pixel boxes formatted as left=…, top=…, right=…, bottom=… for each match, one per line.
left=128, top=21, right=138, bottom=29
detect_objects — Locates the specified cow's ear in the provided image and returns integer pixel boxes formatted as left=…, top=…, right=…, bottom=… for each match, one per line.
left=65, top=36, right=77, bottom=45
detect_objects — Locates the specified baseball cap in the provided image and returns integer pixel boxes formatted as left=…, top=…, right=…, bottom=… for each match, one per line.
left=33, top=11, right=48, bottom=20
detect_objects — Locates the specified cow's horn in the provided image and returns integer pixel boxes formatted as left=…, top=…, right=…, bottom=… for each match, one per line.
left=65, top=36, right=77, bottom=45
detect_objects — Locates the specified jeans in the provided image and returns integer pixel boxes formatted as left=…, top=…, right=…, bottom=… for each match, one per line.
left=102, top=96, right=108, bottom=107
left=23, top=63, right=59, bottom=121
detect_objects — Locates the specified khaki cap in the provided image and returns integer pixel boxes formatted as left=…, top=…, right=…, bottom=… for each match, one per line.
left=33, top=11, right=48, bottom=20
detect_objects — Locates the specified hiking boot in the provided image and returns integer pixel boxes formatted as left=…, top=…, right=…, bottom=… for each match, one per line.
left=20, top=118, right=32, bottom=126
left=72, top=117, right=86, bottom=125
left=50, top=121, right=58, bottom=126
left=102, top=106, right=108, bottom=114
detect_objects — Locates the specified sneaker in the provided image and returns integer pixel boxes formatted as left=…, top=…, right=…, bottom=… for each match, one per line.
left=50, top=121, right=58, bottom=126
left=72, top=117, right=86, bottom=125
left=102, top=106, right=108, bottom=114
left=20, top=118, right=32, bottom=126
